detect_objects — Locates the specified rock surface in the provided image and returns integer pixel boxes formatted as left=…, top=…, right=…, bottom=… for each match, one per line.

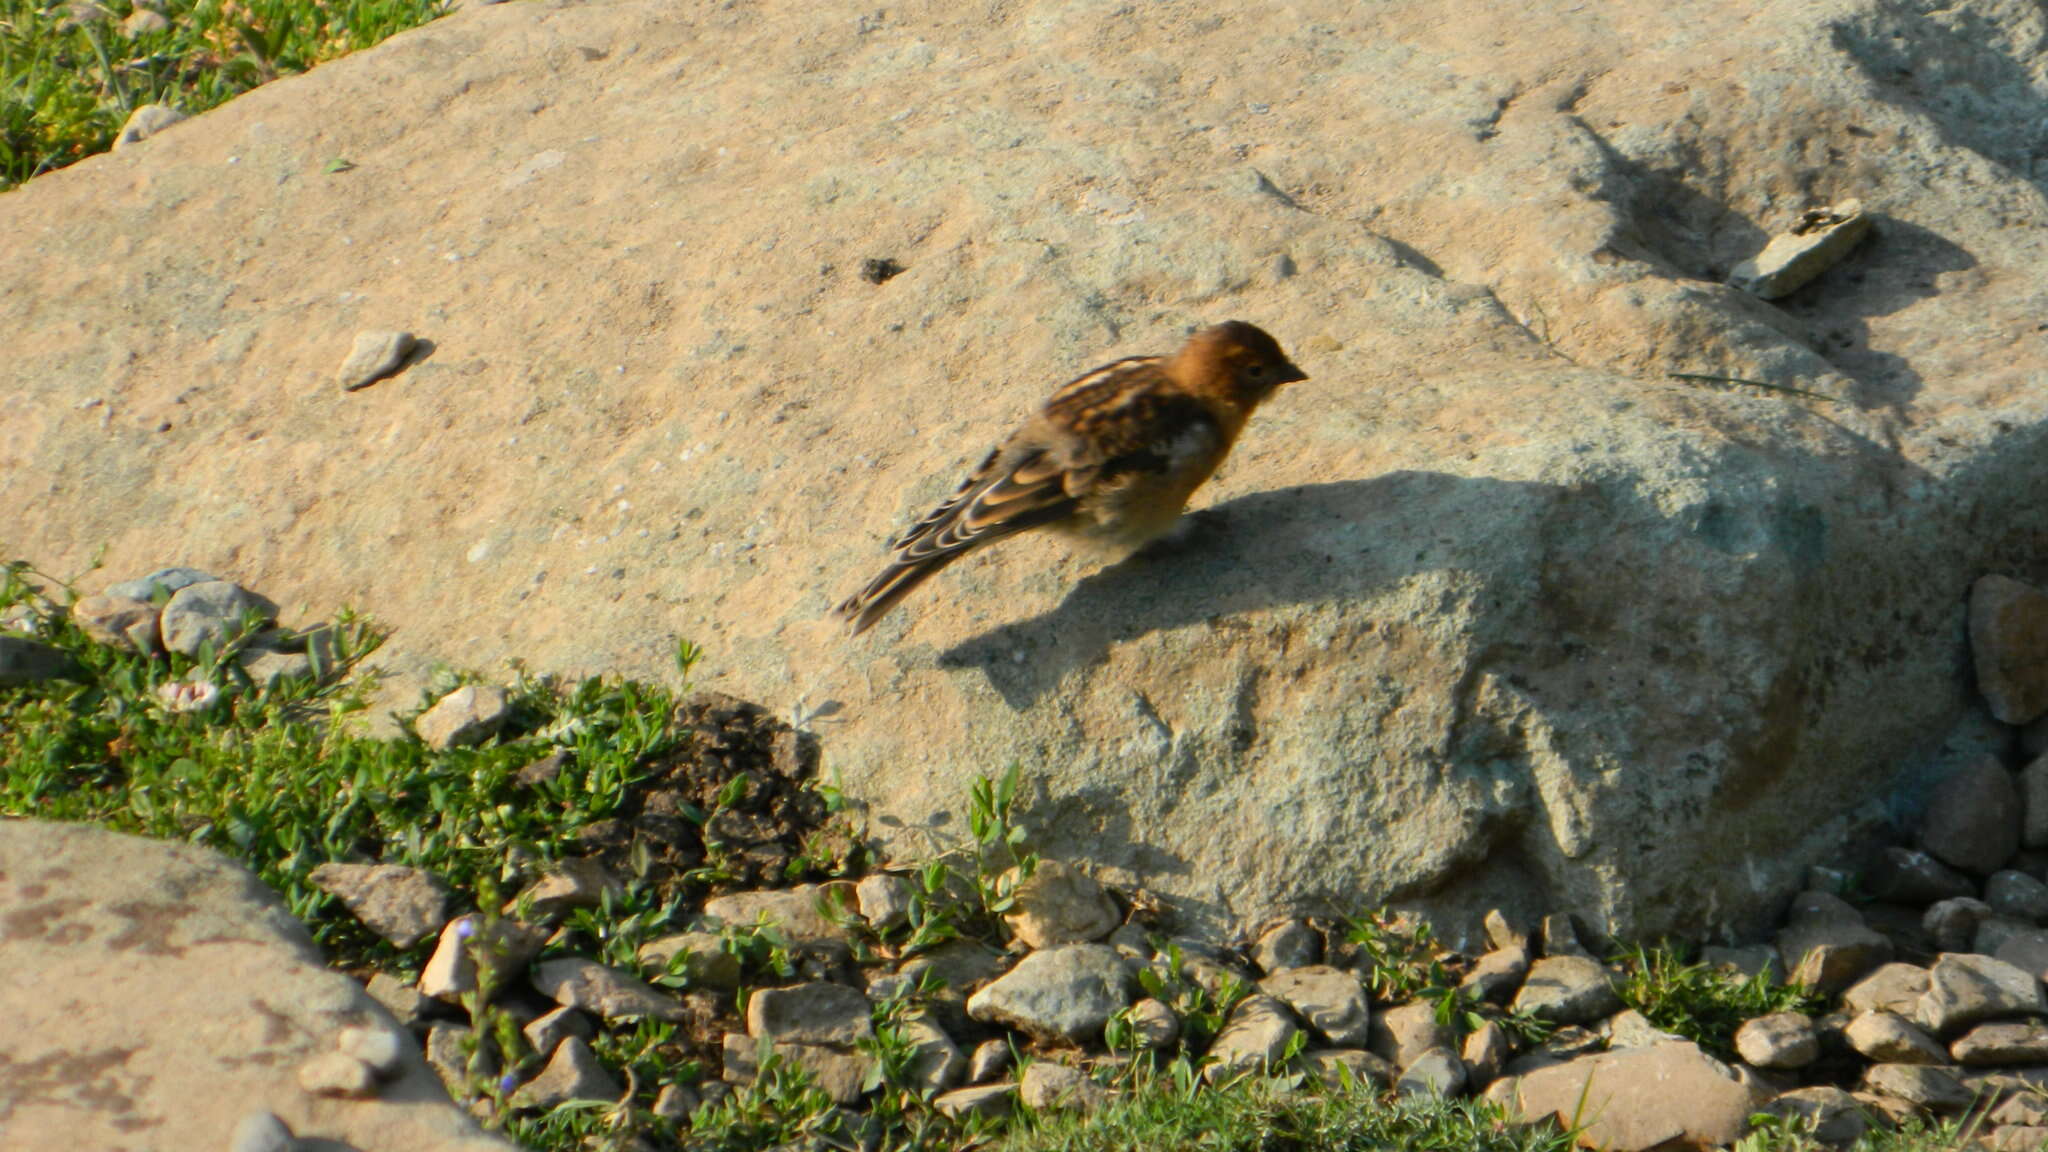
left=1259, top=965, right=1371, bottom=1047
left=1971, top=576, right=2048, bottom=724
left=11, top=0, right=2048, bottom=942
left=1506, top=1041, right=1764, bottom=1151
left=1511, top=955, right=1621, bottom=1024
left=966, top=944, right=1129, bottom=1043
left=308, top=861, right=451, bottom=948
left=0, top=821, right=508, bottom=1151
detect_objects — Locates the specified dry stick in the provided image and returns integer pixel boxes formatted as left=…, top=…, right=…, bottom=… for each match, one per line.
left=1668, top=372, right=1840, bottom=403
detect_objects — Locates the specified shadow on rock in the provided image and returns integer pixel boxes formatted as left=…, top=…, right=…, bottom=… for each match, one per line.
left=1774, top=215, right=1974, bottom=412
left=938, top=471, right=1568, bottom=709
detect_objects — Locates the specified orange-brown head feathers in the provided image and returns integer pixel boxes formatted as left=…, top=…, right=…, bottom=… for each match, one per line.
left=1167, top=320, right=1309, bottom=411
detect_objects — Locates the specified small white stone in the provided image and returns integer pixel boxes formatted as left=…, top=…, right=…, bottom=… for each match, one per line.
left=297, top=1050, right=377, bottom=1098
left=337, top=1024, right=405, bottom=1077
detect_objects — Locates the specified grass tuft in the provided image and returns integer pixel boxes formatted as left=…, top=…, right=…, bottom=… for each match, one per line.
left=1, top=0, right=451, bottom=189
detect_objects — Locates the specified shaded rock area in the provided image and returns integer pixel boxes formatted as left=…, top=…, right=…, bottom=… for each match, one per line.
left=10, top=0, right=2048, bottom=947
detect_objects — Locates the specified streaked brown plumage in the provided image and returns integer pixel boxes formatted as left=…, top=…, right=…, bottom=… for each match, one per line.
left=835, top=320, right=1308, bottom=634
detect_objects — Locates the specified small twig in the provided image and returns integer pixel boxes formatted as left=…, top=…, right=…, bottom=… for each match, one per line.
left=1668, top=372, right=1839, bottom=403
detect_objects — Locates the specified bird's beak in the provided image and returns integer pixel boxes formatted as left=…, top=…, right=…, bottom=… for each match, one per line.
left=1277, top=361, right=1309, bottom=385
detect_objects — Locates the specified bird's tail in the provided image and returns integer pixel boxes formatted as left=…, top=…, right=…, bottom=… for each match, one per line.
left=833, top=551, right=970, bottom=635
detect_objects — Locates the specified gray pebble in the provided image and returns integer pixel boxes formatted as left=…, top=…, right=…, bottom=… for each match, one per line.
left=338, top=330, right=418, bottom=391
left=228, top=1110, right=295, bottom=1152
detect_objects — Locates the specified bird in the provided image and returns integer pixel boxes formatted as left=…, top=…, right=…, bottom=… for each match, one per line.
left=834, top=320, right=1308, bottom=635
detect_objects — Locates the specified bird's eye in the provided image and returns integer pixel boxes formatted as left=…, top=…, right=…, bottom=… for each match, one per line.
left=1247, top=363, right=1268, bottom=380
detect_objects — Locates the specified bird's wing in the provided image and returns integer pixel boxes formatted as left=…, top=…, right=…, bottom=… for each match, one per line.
left=837, top=357, right=1220, bottom=633
left=888, top=356, right=1205, bottom=557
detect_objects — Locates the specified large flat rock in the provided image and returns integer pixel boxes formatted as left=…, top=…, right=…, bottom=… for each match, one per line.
left=0, top=820, right=508, bottom=1151
left=7, top=0, right=2048, bottom=938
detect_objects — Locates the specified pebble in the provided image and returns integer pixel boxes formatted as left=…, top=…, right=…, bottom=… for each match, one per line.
left=746, top=981, right=873, bottom=1045
left=856, top=872, right=914, bottom=930
left=308, top=862, right=450, bottom=949
left=297, top=1051, right=377, bottom=1098
left=1918, top=953, right=2046, bottom=1035
left=70, top=593, right=158, bottom=653
left=533, top=956, right=692, bottom=1023
left=1972, top=574, right=2048, bottom=724
left=1258, top=965, right=1371, bottom=1047
left=336, top=1024, right=405, bottom=1078
left=522, top=1006, right=595, bottom=1059
left=1252, top=919, right=1322, bottom=974
left=1002, top=860, right=1120, bottom=949
left=1727, top=200, right=1872, bottom=299
left=902, top=1015, right=965, bottom=1093
left=228, top=1110, right=295, bottom=1152
left=1776, top=896, right=1893, bottom=995
left=106, top=567, right=214, bottom=601
left=933, top=1083, right=1016, bottom=1119
left=1920, top=757, right=2023, bottom=875
left=1459, top=944, right=1530, bottom=1003
left=967, top=1038, right=1009, bottom=1083
left=1203, top=994, right=1298, bottom=1076
left=1124, top=997, right=1180, bottom=1050
left=121, top=7, right=168, bottom=35
left=1303, top=1047, right=1396, bottom=1091
left=1734, top=1011, right=1818, bottom=1069
left=1396, top=1046, right=1466, bottom=1097
left=652, top=1082, right=699, bottom=1121
left=1861, top=1062, right=1972, bottom=1112
left=966, top=944, right=1129, bottom=1043
left=1019, top=1061, right=1108, bottom=1113
left=1764, top=1087, right=1870, bottom=1146
left=1484, top=909, right=1531, bottom=952
left=1845, top=1011, right=1949, bottom=1064
left=159, top=581, right=278, bottom=656
left=415, top=684, right=511, bottom=750
left=1925, top=898, right=1996, bottom=954
left=1844, top=963, right=1931, bottom=1016
left=1867, top=846, right=1978, bottom=905
left=112, top=103, right=187, bottom=149
left=1511, top=954, right=1621, bottom=1024
left=511, top=856, right=624, bottom=920
left=1988, top=870, right=2048, bottom=922
left=511, top=1036, right=620, bottom=1110
left=337, top=330, right=418, bottom=391
left=701, top=883, right=859, bottom=943
left=638, top=930, right=743, bottom=990
left=1951, top=1019, right=2048, bottom=1065
left=1539, top=912, right=1590, bottom=958
left=366, top=971, right=429, bottom=1027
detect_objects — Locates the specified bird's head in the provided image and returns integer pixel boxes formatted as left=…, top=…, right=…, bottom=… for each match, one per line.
left=1171, top=320, right=1309, bottom=408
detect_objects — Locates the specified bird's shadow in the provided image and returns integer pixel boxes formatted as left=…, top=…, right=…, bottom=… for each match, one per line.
left=937, top=471, right=1568, bottom=707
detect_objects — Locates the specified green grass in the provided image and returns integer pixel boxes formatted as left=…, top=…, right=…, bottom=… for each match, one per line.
left=1609, top=943, right=1826, bottom=1062
left=1, top=0, right=450, bottom=189
left=0, top=559, right=695, bottom=972
left=1000, top=1073, right=1573, bottom=1152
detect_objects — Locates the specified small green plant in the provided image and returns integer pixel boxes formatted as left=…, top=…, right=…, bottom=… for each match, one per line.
left=1131, top=939, right=1250, bottom=1060
left=1611, top=943, right=1824, bottom=1060
left=968, top=761, right=1038, bottom=921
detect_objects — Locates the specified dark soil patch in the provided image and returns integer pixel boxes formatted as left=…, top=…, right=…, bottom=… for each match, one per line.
left=569, top=691, right=859, bottom=901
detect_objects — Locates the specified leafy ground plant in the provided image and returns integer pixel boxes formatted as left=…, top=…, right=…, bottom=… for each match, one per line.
left=1610, top=942, right=1825, bottom=1061
left=1, top=0, right=451, bottom=189
left=999, top=1072, right=1576, bottom=1152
